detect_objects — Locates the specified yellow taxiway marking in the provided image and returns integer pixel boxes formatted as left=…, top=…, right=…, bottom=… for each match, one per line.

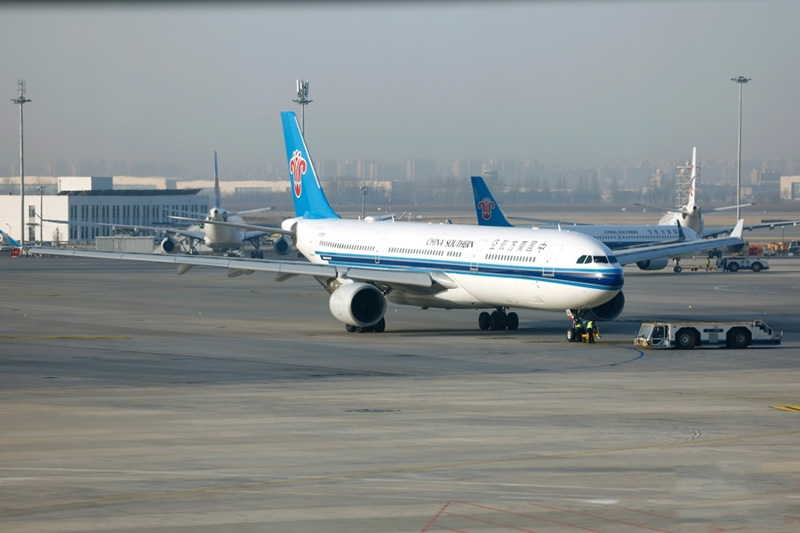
left=771, top=405, right=800, bottom=413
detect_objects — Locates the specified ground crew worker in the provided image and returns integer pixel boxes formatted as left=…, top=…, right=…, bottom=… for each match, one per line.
left=586, top=319, right=595, bottom=343
left=573, top=319, right=583, bottom=342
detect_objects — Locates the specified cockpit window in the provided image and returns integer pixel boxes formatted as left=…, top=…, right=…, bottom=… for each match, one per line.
left=593, top=256, right=609, bottom=264
left=577, top=255, right=587, bottom=264
left=608, top=255, right=619, bottom=264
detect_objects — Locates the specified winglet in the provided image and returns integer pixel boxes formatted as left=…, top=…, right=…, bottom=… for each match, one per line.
left=731, top=219, right=744, bottom=239
left=470, top=176, right=513, bottom=227
left=675, top=220, right=686, bottom=241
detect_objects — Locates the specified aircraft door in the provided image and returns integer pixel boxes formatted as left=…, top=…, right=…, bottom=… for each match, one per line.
left=542, top=244, right=563, bottom=278
left=470, top=240, right=487, bottom=273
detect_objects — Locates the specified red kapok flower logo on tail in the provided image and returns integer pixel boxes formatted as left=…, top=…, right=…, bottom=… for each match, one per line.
left=290, top=150, right=306, bottom=198
left=477, top=197, right=495, bottom=220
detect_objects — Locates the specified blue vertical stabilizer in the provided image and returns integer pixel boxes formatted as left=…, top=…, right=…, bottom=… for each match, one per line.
left=280, top=111, right=339, bottom=219
left=471, top=176, right=513, bottom=227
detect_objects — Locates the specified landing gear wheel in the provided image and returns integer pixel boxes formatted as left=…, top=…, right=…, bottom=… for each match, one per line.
left=478, top=312, right=491, bottom=330
left=490, top=310, right=506, bottom=330
left=345, top=324, right=357, bottom=333
left=674, top=265, right=682, bottom=273
left=373, top=318, right=386, bottom=333
left=506, top=312, right=519, bottom=331
left=566, top=328, right=577, bottom=342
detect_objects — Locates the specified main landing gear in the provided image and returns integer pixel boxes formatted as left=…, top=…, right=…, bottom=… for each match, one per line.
left=478, top=308, right=519, bottom=331
left=345, top=317, right=386, bottom=333
left=673, top=258, right=683, bottom=273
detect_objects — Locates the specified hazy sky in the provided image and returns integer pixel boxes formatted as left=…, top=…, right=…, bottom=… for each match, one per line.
left=1, top=1, right=799, bottom=177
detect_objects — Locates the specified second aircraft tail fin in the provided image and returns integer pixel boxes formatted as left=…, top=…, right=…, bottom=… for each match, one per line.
left=471, top=176, right=513, bottom=227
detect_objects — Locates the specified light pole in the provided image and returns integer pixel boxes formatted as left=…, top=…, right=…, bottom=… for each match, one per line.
left=293, top=80, right=312, bottom=134
left=37, top=185, right=45, bottom=245
left=360, top=184, right=369, bottom=220
left=11, top=79, right=31, bottom=247
left=731, top=75, right=751, bottom=222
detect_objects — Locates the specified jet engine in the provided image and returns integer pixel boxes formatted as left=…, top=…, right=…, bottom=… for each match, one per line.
left=160, top=237, right=177, bottom=253
left=581, top=291, right=625, bottom=322
left=328, top=282, right=386, bottom=327
left=272, top=235, right=292, bottom=256
left=636, top=257, right=669, bottom=271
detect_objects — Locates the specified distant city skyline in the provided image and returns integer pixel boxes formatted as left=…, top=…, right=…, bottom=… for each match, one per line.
left=2, top=2, right=800, bottom=177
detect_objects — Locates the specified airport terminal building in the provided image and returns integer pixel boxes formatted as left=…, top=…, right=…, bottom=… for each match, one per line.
left=0, top=177, right=208, bottom=245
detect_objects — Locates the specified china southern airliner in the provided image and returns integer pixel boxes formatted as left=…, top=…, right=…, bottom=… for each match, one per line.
left=30, top=112, right=743, bottom=333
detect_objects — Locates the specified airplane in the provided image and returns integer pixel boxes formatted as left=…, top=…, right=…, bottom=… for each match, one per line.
left=29, top=111, right=744, bottom=334
left=634, top=147, right=800, bottom=243
left=471, top=175, right=702, bottom=274
left=43, top=152, right=292, bottom=258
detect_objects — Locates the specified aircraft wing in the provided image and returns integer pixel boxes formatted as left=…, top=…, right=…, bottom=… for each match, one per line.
left=701, top=219, right=800, bottom=239
left=41, top=217, right=205, bottom=241
left=632, top=202, right=684, bottom=214
left=44, top=218, right=205, bottom=241
left=615, top=219, right=744, bottom=266
left=26, top=247, right=451, bottom=293
left=169, top=216, right=293, bottom=235
left=234, top=206, right=275, bottom=216
left=508, top=216, right=592, bottom=226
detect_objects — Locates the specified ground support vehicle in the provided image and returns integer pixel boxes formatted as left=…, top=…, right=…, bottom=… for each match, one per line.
left=634, top=320, right=782, bottom=349
left=716, top=256, right=769, bottom=272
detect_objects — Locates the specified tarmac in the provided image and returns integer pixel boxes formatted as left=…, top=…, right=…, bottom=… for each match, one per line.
left=1, top=252, right=799, bottom=532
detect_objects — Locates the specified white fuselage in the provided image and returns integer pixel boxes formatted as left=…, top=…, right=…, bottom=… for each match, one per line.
left=658, top=209, right=703, bottom=237
left=204, top=209, right=247, bottom=250
left=287, top=218, right=624, bottom=312
left=556, top=223, right=699, bottom=250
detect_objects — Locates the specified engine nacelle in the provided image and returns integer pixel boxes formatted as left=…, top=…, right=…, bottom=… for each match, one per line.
left=328, top=282, right=386, bottom=327
left=636, top=256, right=669, bottom=271
left=581, top=291, right=625, bottom=322
left=272, top=235, right=292, bottom=256
left=160, top=237, right=177, bottom=253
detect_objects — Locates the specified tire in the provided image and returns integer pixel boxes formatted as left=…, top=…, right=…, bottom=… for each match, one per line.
left=728, top=262, right=739, bottom=272
left=676, top=328, right=697, bottom=349
left=478, top=312, right=491, bottom=330
left=567, top=328, right=577, bottom=342
left=727, top=328, right=750, bottom=349
left=506, top=312, right=519, bottom=331
left=489, top=311, right=506, bottom=331
left=345, top=324, right=357, bottom=333
left=373, top=317, right=386, bottom=333
left=751, top=262, right=762, bottom=272
left=674, top=265, right=682, bottom=273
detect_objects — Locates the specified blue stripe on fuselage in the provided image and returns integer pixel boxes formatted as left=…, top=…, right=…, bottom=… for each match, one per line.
left=315, top=251, right=624, bottom=291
